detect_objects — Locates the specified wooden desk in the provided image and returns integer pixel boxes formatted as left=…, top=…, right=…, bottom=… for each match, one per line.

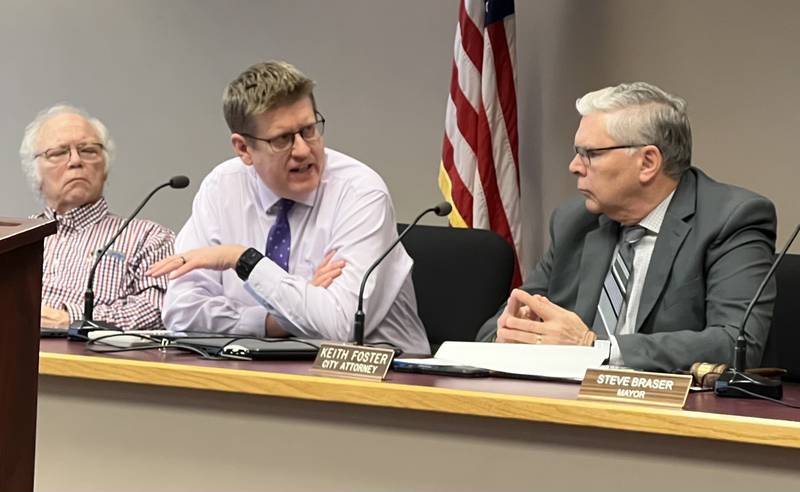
left=37, top=339, right=800, bottom=491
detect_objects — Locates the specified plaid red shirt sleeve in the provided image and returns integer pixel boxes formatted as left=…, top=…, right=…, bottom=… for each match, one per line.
left=40, top=198, right=175, bottom=330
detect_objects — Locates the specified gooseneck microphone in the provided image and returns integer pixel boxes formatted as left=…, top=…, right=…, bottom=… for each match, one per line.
left=353, top=201, right=452, bottom=346
left=69, top=176, right=190, bottom=338
left=714, top=223, right=800, bottom=399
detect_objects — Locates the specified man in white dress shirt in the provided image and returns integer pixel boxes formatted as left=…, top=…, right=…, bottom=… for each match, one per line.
left=149, top=61, right=429, bottom=354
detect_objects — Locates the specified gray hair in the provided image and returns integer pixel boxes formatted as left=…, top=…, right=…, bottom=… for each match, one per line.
left=223, top=60, right=316, bottom=135
left=19, top=104, right=115, bottom=194
left=576, top=82, right=692, bottom=178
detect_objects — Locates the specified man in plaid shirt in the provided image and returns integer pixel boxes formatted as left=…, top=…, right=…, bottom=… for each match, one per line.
left=20, top=105, right=175, bottom=330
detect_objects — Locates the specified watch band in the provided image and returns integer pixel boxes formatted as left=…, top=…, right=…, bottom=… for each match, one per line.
left=235, top=247, right=264, bottom=281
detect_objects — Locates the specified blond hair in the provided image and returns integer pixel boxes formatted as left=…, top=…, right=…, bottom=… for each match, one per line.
left=222, top=60, right=316, bottom=134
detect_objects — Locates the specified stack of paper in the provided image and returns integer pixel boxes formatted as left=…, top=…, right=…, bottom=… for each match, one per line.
left=398, top=340, right=611, bottom=381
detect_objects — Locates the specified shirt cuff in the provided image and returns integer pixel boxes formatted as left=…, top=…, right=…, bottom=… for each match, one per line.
left=63, top=302, right=83, bottom=323
left=608, top=335, right=625, bottom=366
left=246, top=257, right=289, bottom=303
left=268, top=311, right=303, bottom=337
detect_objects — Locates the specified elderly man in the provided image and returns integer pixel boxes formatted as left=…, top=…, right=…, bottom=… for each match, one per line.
left=477, top=82, right=776, bottom=372
left=149, top=61, right=429, bottom=354
left=20, top=105, right=175, bottom=330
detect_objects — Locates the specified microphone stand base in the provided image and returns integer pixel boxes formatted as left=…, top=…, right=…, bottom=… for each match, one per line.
left=714, top=369, right=783, bottom=399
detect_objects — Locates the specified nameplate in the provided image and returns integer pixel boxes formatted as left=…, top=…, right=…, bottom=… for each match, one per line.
left=578, top=368, right=692, bottom=408
left=310, top=343, right=395, bottom=381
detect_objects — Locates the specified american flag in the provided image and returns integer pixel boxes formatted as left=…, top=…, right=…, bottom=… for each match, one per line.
left=438, top=0, right=522, bottom=287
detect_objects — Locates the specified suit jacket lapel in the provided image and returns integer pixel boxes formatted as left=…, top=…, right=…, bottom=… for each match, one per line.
left=635, top=171, right=696, bottom=332
left=575, top=216, right=619, bottom=326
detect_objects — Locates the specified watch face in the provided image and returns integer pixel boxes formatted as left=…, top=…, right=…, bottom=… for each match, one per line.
left=244, top=249, right=261, bottom=263
left=236, top=248, right=263, bottom=280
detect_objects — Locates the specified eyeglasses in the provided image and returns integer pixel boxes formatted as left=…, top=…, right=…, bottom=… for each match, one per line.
left=574, top=144, right=653, bottom=167
left=33, top=142, right=105, bottom=166
left=240, top=113, right=326, bottom=153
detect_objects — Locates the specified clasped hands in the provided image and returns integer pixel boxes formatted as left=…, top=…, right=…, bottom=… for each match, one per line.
left=497, top=289, right=597, bottom=346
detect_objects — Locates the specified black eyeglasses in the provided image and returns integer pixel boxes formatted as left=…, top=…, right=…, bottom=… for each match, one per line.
left=34, top=142, right=105, bottom=166
left=240, top=113, right=326, bottom=153
left=574, top=144, right=653, bottom=167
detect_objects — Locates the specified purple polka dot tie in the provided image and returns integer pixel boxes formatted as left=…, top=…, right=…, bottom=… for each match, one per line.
left=266, top=199, right=294, bottom=271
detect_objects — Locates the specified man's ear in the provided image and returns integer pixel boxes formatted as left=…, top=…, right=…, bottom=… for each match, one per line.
left=639, top=144, right=663, bottom=184
left=231, top=134, right=253, bottom=165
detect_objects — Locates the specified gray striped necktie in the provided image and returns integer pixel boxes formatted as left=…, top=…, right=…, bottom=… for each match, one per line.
left=593, top=225, right=647, bottom=337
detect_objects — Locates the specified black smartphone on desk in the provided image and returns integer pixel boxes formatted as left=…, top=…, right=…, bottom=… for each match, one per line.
left=392, top=360, right=491, bottom=377
left=40, top=327, right=69, bottom=338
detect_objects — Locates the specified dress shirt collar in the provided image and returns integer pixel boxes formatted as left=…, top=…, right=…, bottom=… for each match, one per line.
left=44, top=197, right=110, bottom=232
left=638, top=190, right=675, bottom=234
left=250, top=162, right=318, bottom=215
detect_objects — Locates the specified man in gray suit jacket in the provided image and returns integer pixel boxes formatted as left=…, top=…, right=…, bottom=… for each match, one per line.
left=476, top=82, right=776, bottom=373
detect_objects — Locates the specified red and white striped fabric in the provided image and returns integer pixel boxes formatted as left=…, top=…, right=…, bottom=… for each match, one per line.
left=36, top=197, right=175, bottom=329
left=438, top=0, right=522, bottom=287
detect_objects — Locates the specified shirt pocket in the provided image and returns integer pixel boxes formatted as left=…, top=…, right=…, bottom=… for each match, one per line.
left=92, top=253, right=128, bottom=303
left=293, top=259, right=315, bottom=280
left=296, top=232, right=331, bottom=280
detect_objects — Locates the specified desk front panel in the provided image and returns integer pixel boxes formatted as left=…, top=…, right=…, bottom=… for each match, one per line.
left=39, top=339, right=800, bottom=449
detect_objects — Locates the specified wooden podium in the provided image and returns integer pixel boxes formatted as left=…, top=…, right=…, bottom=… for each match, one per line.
left=0, top=217, right=56, bottom=491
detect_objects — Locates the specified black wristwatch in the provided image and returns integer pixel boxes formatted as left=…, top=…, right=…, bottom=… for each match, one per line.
left=235, top=247, right=264, bottom=281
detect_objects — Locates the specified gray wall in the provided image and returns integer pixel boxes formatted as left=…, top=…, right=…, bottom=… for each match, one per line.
left=581, top=0, right=800, bottom=251
left=2, top=0, right=799, bottom=269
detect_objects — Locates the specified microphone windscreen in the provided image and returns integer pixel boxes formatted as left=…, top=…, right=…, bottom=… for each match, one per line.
left=169, top=175, right=190, bottom=189
left=434, top=201, right=452, bottom=216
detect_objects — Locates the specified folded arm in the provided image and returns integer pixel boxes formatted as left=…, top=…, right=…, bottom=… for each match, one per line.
left=242, top=190, right=398, bottom=341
